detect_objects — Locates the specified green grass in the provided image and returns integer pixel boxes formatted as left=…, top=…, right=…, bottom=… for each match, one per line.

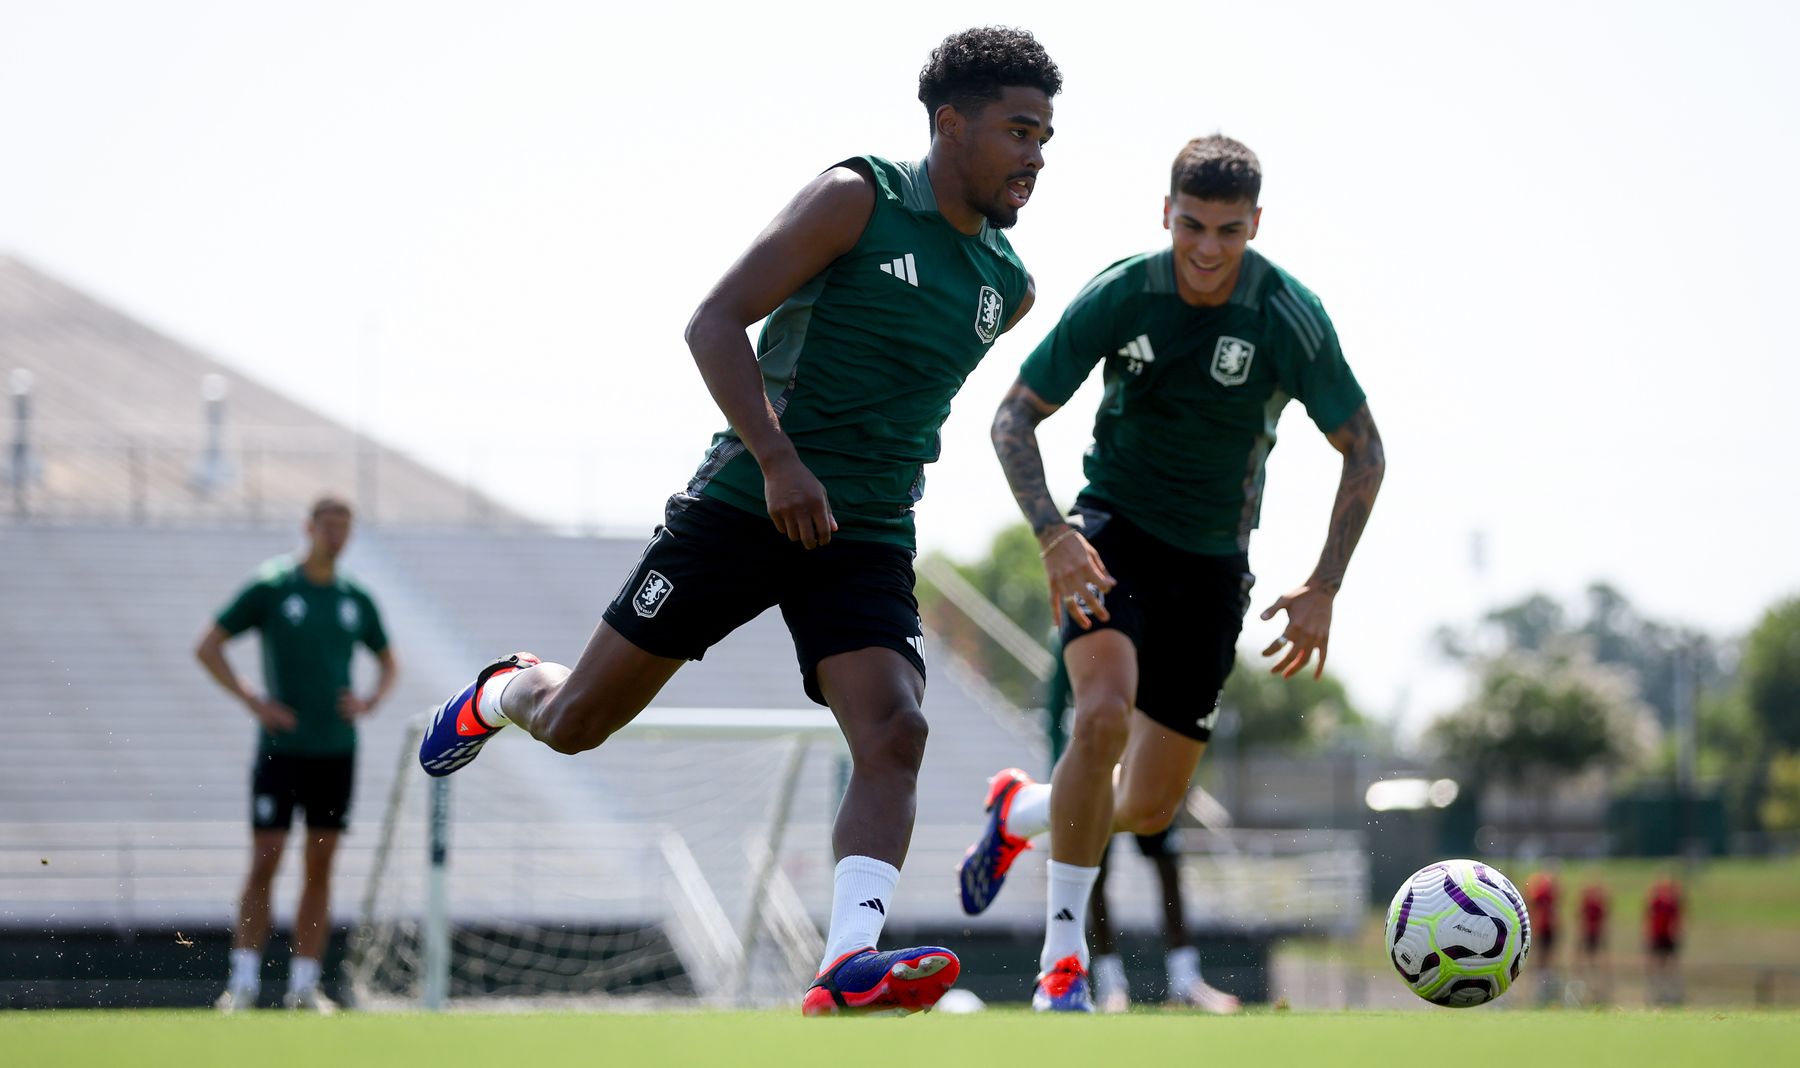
left=5, top=1008, right=1799, bottom=1068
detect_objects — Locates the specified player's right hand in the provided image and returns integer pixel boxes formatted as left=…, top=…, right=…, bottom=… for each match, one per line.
left=762, top=451, right=837, bottom=550
left=1039, top=525, right=1115, bottom=629
left=246, top=695, right=298, bottom=732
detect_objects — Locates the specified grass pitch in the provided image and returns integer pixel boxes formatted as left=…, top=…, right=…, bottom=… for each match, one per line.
left=5, top=1008, right=1798, bottom=1068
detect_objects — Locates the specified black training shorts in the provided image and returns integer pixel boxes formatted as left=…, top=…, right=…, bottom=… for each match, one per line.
left=1058, top=497, right=1253, bottom=742
left=602, top=494, right=926, bottom=705
left=251, top=751, right=355, bottom=831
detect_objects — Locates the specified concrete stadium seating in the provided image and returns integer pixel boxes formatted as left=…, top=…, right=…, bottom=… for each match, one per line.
left=0, top=522, right=1175, bottom=939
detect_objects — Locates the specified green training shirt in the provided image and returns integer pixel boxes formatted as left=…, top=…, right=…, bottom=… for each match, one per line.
left=689, top=155, right=1031, bottom=548
left=1020, top=247, right=1365, bottom=555
left=215, top=557, right=389, bottom=756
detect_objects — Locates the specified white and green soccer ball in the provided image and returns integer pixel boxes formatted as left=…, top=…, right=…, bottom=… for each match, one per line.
left=1385, top=859, right=1531, bottom=1007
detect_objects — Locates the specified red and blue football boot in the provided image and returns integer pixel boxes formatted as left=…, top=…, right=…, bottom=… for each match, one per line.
left=801, top=946, right=961, bottom=1016
left=418, top=652, right=539, bottom=777
left=957, top=767, right=1035, bottom=915
left=1032, top=955, right=1095, bottom=1013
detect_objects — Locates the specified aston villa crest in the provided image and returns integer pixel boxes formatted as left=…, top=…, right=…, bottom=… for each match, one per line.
left=975, top=286, right=1004, bottom=343
left=633, top=570, right=674, bottom=618
left=1211, top=336, right=1256, bottom=386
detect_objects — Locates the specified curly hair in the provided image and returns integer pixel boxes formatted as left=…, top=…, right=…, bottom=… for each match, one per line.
left=917, top=26, right=1062, bottom=130
left=1171, top=135, right=1261, bottom=203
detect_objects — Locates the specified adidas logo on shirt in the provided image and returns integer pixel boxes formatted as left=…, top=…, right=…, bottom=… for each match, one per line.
left=1118, top=334, right=1155, bottom=375
left=1053, top=908, right=1076, bottom=922
left=859, top=898, right=886, bottom=914
left=878, top=253, right=919, bottom=287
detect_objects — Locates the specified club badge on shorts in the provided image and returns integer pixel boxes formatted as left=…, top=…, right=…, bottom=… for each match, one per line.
left=633, top=570, right=674, bottom=618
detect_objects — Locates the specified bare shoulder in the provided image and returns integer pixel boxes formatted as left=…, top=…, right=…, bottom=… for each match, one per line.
left=793, top=161, right=877, bottom=217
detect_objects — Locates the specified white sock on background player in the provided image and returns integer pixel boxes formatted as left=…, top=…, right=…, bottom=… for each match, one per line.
left=228, top=948, right=260, bottom=995
left=1007, top=782, right=1052, bottom=840
left=1040, top=860, right=1099, bottom=970
left=1093, top=953, right=1128, bottom=998
left=1167, top=945, right=1201, bottom=991
left=287, top=955, right=321, bottom=994
left=819, top=856, right=900, bottom=971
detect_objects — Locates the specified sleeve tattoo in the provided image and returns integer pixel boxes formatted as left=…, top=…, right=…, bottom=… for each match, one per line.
left=1312, top=403, right=1386, bottom=593
left=991, top=385, right=1067, bottom=536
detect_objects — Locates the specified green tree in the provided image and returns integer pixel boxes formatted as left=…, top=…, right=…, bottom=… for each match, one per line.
left=917, top=523, right=1055, bottom=707
left=1760, top=752, right=1800, bottom=832
left=1220, top=660, right=1364, bottom=752
left=951, top=523, right=1051, bottom=639
left=1429, top=645, right=1656, bottom=786
left=1441, top=584, right=1726, bottom=733
left=1740, top=596, right=1800, bottom=751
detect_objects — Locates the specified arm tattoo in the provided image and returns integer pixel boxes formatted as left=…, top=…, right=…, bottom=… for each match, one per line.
left=1311, top=404, right=1386, bottom=593
left=991, top=387, right=1066, bottom=536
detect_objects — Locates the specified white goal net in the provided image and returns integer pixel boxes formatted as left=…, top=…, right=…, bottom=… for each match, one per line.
left=347, top=709, right=843, bottom=1010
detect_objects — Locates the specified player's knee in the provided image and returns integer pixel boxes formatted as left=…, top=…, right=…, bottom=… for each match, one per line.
left=1069, top=694, right=1131, bottom=758
left=1114, top=803, right=1176, bottom=837
left=851, top=704, right=928, bottom=774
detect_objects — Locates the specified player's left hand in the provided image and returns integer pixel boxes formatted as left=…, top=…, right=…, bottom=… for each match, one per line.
left=1259, top=584, right=1335, bottom=679
left=338, top=691, right=376, bottom=721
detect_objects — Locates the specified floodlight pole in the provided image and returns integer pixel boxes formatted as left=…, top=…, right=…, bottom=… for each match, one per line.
left=9, top=369, right=32, bottom=517
left=1673, top=643, right=1699, bottom=862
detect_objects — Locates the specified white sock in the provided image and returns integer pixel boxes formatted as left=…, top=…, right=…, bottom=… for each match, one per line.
left=1093, top=953, right=1128, bottom=998
left=287, top=956, right=321, bottom=994
left=1041, top=860, right=1099, bottom=970
left=819, top=856, right=900, bottom=971
left=1008, top=783, right=1052, bottom=841
left=228, top=949, right=261, bottom=993
left=476, top=664, right=534, bottom=727
left=1168, top=945, right=1201, bottom=990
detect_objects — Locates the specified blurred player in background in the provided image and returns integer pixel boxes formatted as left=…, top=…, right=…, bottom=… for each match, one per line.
left=1526, top=868, right=1562, bottom=1002
left=196, top=496, right=397, bottom=1013
left=416, top=27, right=1062, bottom=1016
left=1578, top=879, right=1610, bottom=1002
left=959, top=135, right=1385, bottom=1011
left=1645, top=873, right=1684, bottom=1005
left=1043, top=655, right=1240, bottom=1013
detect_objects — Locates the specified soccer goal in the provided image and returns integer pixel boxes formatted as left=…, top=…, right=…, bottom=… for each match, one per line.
left=347, top=707, right=845, bottom=1011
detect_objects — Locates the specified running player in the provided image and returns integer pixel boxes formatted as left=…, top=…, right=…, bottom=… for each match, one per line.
left=958, top=135, right=1385, bottom=1011
left=1044, top=651, right=1240, bottom=1013
left=417, top=27, right=1061, bottom=1017
left=197, top=496, right=397, bottom=1013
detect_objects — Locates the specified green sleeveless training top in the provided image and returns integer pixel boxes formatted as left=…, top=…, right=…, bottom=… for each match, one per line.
left=688, top=155, right=1031, bottom=548
left=1019, top=247, right=1365, bottom=555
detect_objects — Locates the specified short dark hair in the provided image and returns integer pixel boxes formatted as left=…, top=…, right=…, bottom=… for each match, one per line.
left=918, top=26, right=1062, bottom=132
left=310, top=494, right=353, bottom=520
left=1171, top=135, right=1261, bottom=204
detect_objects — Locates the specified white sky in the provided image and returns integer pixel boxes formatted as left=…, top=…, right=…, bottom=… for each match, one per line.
left=4, top=1, right=1797, bottom=730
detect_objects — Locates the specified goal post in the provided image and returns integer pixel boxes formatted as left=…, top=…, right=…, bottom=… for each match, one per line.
left=347, top=706, right=844, bottom=1011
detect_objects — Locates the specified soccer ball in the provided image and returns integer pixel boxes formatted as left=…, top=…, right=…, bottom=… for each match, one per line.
left=1385, top=859, right=1531, bottom=1007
